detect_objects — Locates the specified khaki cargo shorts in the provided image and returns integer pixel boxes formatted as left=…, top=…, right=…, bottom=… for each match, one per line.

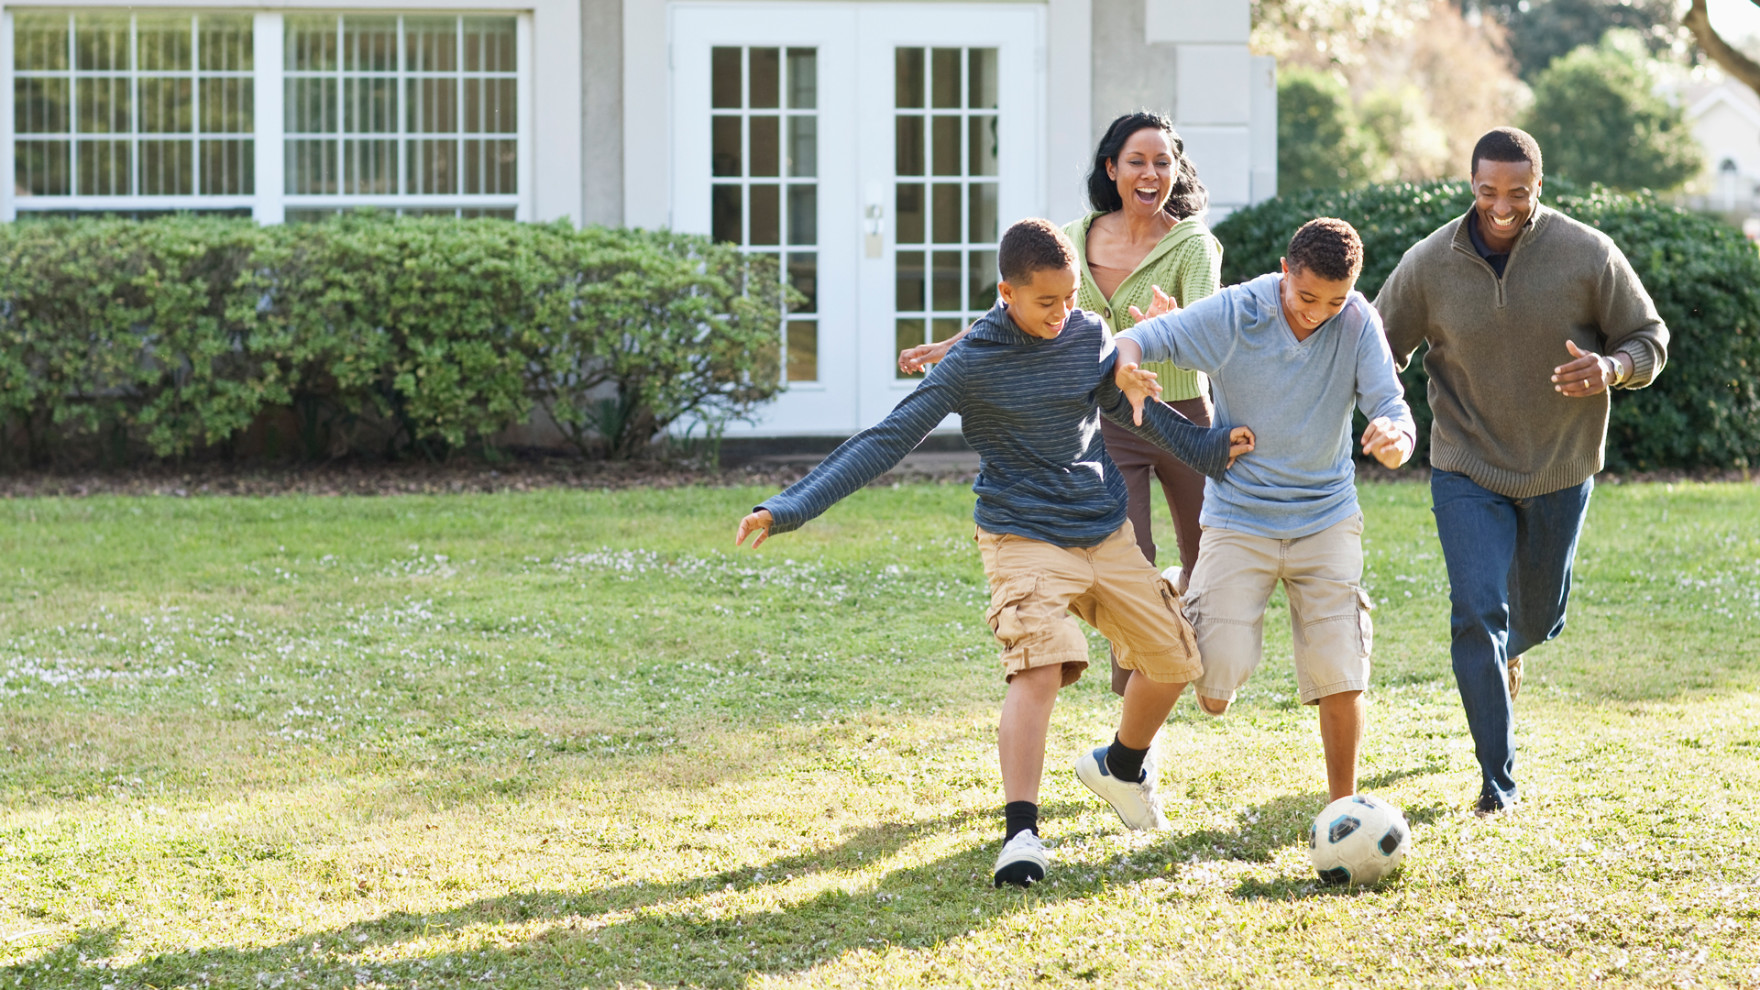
left=1183, top=512, right=1373, bottom=706
left=975, top=521, right=1203, bottom=686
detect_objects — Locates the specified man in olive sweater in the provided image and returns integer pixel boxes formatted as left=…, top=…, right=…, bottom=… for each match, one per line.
left=1375, top=127, right=1669, bottom=816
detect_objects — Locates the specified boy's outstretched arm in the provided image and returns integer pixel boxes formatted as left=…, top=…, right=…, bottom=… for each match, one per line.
left=735, top=357, right=963, bottom=546
left=1359, top=417, right=1412, bottom=469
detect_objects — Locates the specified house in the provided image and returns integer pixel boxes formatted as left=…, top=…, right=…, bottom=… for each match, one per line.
left=0, top=0, right=1275, bottom=438
left=1681, top=74, right=1760, bottom=222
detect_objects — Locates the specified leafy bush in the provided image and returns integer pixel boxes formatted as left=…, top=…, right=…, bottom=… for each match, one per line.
left=0, top=215, right=794, bottom=466
left=523, top=227, right=788, bottom=460
left=1213, top=179, right=1760, bottom=471
left=0, top=217, right=280, bottom=463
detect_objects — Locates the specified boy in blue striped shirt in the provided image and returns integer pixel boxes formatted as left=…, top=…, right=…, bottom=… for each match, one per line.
left=736, top=218, right=1254, bottom=888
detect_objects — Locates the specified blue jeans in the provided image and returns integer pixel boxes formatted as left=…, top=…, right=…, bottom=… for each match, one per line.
left=1430, top=469, right=1593, bottom=809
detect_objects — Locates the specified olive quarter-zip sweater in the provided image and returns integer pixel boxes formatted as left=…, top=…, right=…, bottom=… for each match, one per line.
left=1375, top=205, right=1668, bottom=499
left=758, top=302, right=1237, bottom=549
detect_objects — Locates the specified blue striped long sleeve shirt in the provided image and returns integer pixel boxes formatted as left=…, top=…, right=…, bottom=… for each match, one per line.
left=758, top=302, right=1238, bottom=548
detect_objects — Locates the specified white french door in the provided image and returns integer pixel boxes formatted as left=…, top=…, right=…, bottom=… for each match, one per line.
left=671, top=2, right=1042, bottom=436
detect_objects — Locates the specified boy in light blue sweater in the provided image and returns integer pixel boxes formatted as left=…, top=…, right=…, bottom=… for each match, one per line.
left=737, top=219, right=1254, bottom=888
left=1114, top=218, right=1415, bottom=802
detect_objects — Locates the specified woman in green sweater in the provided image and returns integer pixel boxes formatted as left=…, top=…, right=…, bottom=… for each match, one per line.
left=899, top=111, right=1222, bottom=694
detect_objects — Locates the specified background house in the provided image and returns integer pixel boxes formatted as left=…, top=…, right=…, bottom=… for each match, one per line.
left=0, top=0, right=1274, bottom=439
left=1680, top=75, right=1760, bottom=225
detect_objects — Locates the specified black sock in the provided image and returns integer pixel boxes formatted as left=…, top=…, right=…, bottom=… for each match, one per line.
left=1106, top=734, right=1150, bottom=783
left=1004, top=801, right=1039, bottom=841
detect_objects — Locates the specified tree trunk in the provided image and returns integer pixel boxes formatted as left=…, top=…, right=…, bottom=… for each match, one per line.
left=1684, top=0, right=1760, bottom=97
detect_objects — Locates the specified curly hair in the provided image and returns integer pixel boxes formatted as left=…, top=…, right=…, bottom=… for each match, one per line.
left=1285, top=218, right=1363, bottom=283
left=1471, top=126, right=1543, bottom=180
left=998, top=218, right=1077, bottom=285
left=1085, top=111, right=1209, bottom=220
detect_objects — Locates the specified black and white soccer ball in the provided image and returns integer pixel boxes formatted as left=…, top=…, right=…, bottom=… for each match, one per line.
left=1308, top=794, right=1411, bottom=886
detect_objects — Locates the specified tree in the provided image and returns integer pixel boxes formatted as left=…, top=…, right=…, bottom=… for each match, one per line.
left=1684, top=0, right=1760, bottom=98
left=1276, top=68, right=1386, bottom=194
left=1523, top=33, right=1704, bottom=191
left=1256, top=1, right=1526, bottom=183
left=1467, top=0, right=1688, bottom=80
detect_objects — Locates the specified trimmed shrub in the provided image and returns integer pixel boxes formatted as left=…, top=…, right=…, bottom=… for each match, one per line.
left=1213, top=180, right=1760, bottom=471
left=0, top=217, right=280, bottom=464
left=0, top=215, right=795, bottom=466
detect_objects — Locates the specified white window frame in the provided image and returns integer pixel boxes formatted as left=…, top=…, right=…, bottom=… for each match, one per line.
left=1, top=5, right=540, bottom=223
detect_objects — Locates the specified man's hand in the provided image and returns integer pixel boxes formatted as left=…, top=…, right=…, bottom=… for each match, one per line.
left=1360, top=416, right=1413, bottom=469
left=1127, top=284, right=1179, bottom=324
left=1552, top=340, right=1621, bottom=397
left=736, top=508, right=775, bottom=549
left=1226, top=426, right=1256, bottom=468
left=898, top=339, right=952, bottom=375
left=1114, top=362, right=1162, bottom=425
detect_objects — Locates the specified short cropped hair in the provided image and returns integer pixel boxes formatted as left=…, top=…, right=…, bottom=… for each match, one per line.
left=1471, top=126, right=1543, bottom=180
left=1285, top=218, right=1363, bottom=283
left=998, top=218, right=1077, bottom=285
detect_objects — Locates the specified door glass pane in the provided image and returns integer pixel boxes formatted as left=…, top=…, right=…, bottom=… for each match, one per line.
left=896, top=116, right=923, bottom=177
left=968, top=48, right=998, bottom=109
left=708, top=45, right=819, bottom=383
left=896, top=183, right=924, bottom=244
left=787, top=186, right=816, bottom=246
left=749, top=184, right=780, bottom=245
left=786, top=49, right=817, bottom=109
left=929, top=48, right=960, bottom=108
left=750, top=116, right=779, bottom=177
left=895, top=319, right=925, bottom=371
left=788, top=253, right=818, bottom=311
left=895, top=48, right=924, bottom=109
left=712, top=184, right=741, bottom=243
left=931, top=116, right=960, bottom=176
left=896, top=251, right=924, bottom=311
left=712, top=116, right=741, bottom=177
left=749, top=48, right=780, bottom=109
left=931, top=184, right=961, bottom=243
left=893, top=45, right=1000, bottom=372
left=711, top=48, right=740, bottom=109
left=788, top=320, right=818, bottom=383
left=788, top=117, right=816, bottom=177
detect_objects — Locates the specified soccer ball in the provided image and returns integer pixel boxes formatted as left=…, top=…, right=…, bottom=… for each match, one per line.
left=1308, top=794, right=1411, bottom=886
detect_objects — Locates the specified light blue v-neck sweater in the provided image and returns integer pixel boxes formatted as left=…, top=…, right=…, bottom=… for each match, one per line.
left=1121, top=272, right=1415, bottom=540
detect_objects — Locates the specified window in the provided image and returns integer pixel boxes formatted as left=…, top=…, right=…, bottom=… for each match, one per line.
left=8, top=9, right=526, bottom=220
left=12, top=11, right=254, bottom=203
left=892, top=46, right=998, bottom=378
left=710, top=45, right=819, bottom=383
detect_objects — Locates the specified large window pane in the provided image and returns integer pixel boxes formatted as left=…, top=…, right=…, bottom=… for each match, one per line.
left=14, top=79, right=70, bottom=135
left=15, top=140, right=71, bottom=196
left=286, top=78, right=339, bottom=134
left=343, top=138, right=397, bottom=194
left=141, top=140, right=195, bottom=195
left=407, top=78, right=459, bottom=133
left=201, top=139, right=253, bottom=195
left=14, top=14, right=71, bottom=72
left=405, top=17, right=458, bottom=73
left=77, top=139, right=131, bottom=195
left=462, top=139, right=516, bottom=194
left=408, top=139, right=459, bottom=194
left=137, top=15, right=193, bottom=72
left=464, top=78, right=516, bottom=133
left=140, top=79, right=194, bottom=134
left=342, top=17, right=398, bottom=73
left=75, top=78, right=131, bottom=134
left=74, top=15, right=129, bottom=71
left=200, top=79, right=252, bottom=134
left=462, top=17, right=515, bottom=73
left=200, top=16, right=253, bottom=72
left=287, top=139, right=339, bottom=194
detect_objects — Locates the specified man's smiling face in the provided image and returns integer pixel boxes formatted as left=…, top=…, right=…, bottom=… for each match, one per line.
left=1470, top=157, right=1540, bottom=254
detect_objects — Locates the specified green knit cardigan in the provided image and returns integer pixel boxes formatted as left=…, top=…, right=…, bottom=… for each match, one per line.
left=1064, top=212, right=1223, bottom=401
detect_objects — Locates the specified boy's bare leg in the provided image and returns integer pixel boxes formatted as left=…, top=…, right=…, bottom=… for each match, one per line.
left=1318, top=690, right=1365, bottom=800
left=1116, top=671, right=1186, bottom=748
left=998, top=663, right=1063, bottom=803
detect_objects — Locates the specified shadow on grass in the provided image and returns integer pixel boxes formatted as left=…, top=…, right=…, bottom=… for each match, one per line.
left=0, top=782, right=1458, bottom=989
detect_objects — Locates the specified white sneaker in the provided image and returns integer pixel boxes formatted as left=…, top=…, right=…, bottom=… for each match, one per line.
left=993, top=831, right=1049, bottom=888
left=1076, top=744, right=1169, bottom=831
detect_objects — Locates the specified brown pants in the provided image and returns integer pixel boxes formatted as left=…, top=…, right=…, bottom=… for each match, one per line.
left=1100, top=394, right=1213, bottom=695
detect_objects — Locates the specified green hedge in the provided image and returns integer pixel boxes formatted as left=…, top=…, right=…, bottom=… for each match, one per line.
left=1213, top=180, right=1760, bottom=471
left=0, top=215, right=791, bottom=465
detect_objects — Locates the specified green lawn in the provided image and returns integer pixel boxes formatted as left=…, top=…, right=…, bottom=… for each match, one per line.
left=1, top=479, right=1757, bottom=989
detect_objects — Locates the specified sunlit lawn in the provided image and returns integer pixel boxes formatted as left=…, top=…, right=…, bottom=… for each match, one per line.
left=1, top=478, right=1757, bottom=988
